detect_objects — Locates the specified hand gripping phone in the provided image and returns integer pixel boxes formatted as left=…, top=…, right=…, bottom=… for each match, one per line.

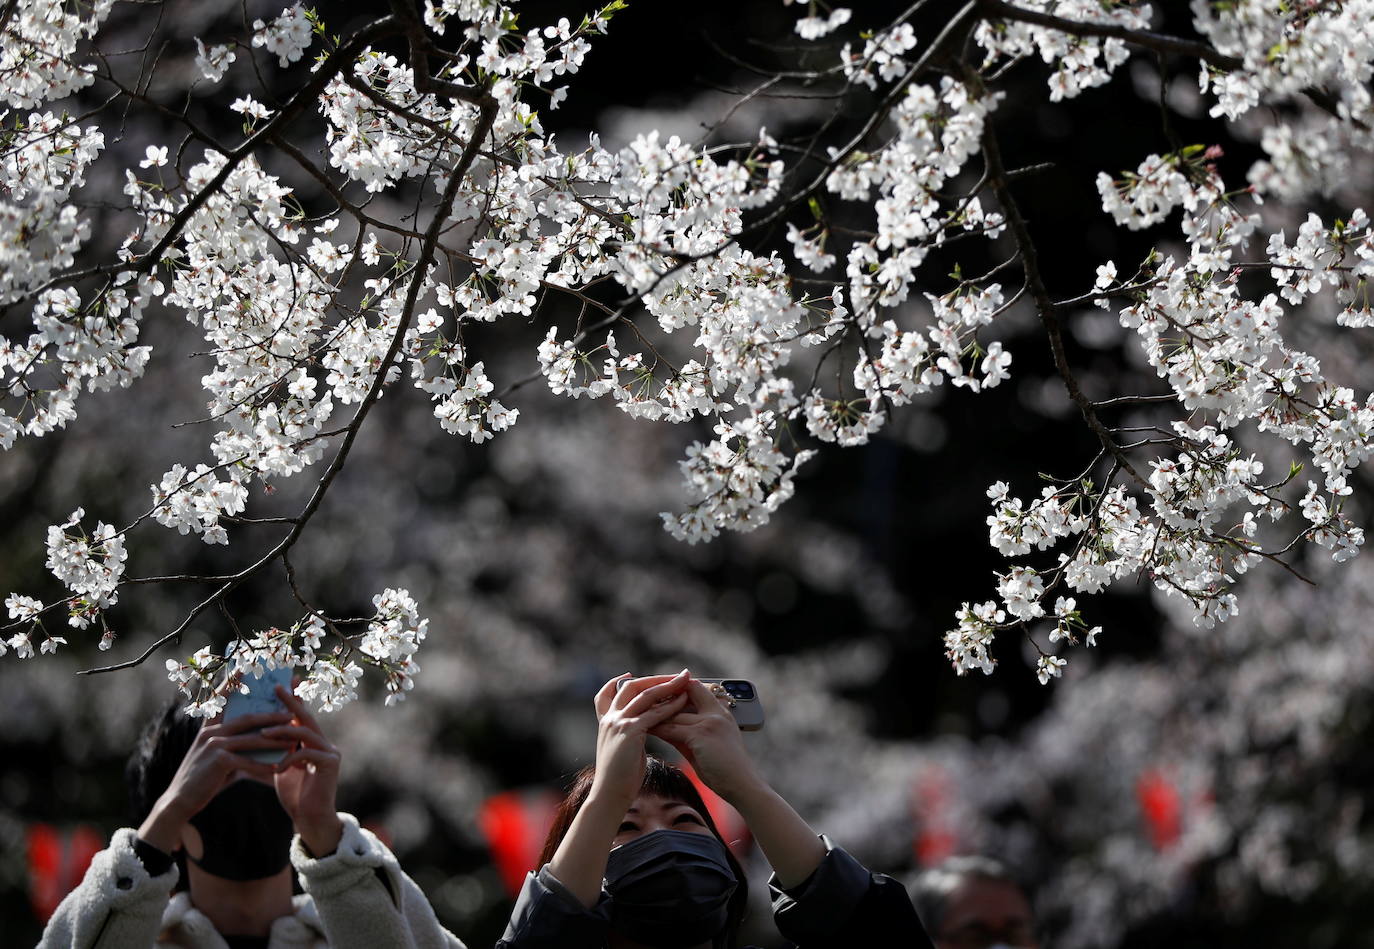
left=619, top=675, right=766, bottom=731
left=698, top=678, right=765, bottom=731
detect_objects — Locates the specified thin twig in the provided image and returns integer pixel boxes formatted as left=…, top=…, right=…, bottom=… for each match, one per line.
left=980, top=116, right=1151, bottom=492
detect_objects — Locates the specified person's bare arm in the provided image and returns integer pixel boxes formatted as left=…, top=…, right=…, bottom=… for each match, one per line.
left=651, top=677, right=825, bottom=888
left=545, top=671, right=691, bottom=907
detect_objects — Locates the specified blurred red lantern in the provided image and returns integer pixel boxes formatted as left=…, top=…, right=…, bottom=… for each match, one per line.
left=1136, top=768, right=1181, bottom=851
left=912, top=766, right=959, bottom=867
left=479, top=790, right=559, bottom=898
left=27, top=823, right=104, bottom=922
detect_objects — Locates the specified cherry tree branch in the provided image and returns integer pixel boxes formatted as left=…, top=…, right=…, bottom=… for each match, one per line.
left=979, top=0, right=1242, bottom=70
left=980, top=118, right=1151, bottom=492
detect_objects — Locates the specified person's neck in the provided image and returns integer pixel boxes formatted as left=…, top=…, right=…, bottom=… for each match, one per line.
left=185, top=863, right=294, bottom=937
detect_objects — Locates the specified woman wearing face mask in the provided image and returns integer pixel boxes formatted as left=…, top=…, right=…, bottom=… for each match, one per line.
left=39, top=685, right=465, bottom=949
left=498, top=671, right=933, bottom=948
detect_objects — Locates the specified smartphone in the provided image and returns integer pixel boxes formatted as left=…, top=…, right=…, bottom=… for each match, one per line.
left=619, top=675, right=766, bottom=731
left=698, top=678, right=765, bottom=731
left=221, top=665, right=294, bottom=762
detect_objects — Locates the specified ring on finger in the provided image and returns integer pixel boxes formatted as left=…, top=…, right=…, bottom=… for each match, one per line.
left=708, top=682, right=737, bottom=709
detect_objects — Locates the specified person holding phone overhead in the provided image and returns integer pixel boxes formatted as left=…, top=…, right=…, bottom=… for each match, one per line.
left=38, top=678, right=465, bottom=949
left=497, top=670, right=933, bottom=949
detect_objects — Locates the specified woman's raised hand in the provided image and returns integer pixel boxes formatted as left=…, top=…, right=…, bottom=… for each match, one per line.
left=655, top=676, right=827, bottom=889
left=590, top=670, right=691, bottom=809
left=264, top=685, right=344, bottom=857
left=649, top=676, right=763, bottom=805
left=136, top=709, right=293, bottom=854
left=544, top=671, right=692, bottom=908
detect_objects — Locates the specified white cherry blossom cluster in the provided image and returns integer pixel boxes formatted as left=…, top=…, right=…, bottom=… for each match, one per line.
left=0, top=0, right=111, bottom=110
left=194, top=39, right=236, bottom=84
left=359, top=588, right=427, bottom=705
left=163, top=647, right=227, bottom=718
left=800, top=78, right=1012, bottom=449
left=293, top=658, right=364, bottom=713
left=1193, top=1, right=1374, bottom=199
left=972, top=371, right=1311, bottom=657
left=163, top=588, right=427, bottom=716
left=1267, top=210, right=1374, bottom=327
left=973, top=1, right=1151, bottom=102
left=0, top=111, right=103, bottom=206
left=967, top=462, right=1255, bottom=677
left=1097, top=149, right=1211, bottom=231
left=1113, top=194, right=1374, bottom=538
left=0, top=106, right=156, bottom=456
left=663, top=406, right=818, bottom=543
left=986, top=479, right=1089, bottom=557
left=1194, top=0, right=1374, bottom=122
left=150, top=464, right=248, bottom=545
left=421, top=0, right=504, bottom=35
left=782, top=1, right=852, bottom=42
left=0, top=271, right=157, bottom=451
left=252, top=4, right=314, bottom=68
left=945, top=600, right=1005, bottom=677
left=3, top=590, right=65, bottom=656
left=137, top=149, right=342, bottom=489
left=840, top=22, right=916, bottom=91
left=44, top=508, right=126, bottom=635
left=320, top=51, right=476, bottom=194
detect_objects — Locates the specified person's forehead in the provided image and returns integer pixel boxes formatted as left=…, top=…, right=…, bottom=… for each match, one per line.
left=942, top=877, right=1032, bottom=927
left=626, top=794, right=698, bottom=815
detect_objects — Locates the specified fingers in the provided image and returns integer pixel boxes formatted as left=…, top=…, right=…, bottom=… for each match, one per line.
left=648, top=721, right=692, bottom=745
left=275, top=746, right=341, bottom=773
left=684, top=678, right=735, bottom=718
left=199, top=734, right=293, bottom=783
left=618, top=671, right=690, bottom=717
left=275, top=685, right=325, bottom=736
left=594, top=673, right=633, bottom=717
left=610, top=671, right=684, bottom=712
left=632, top=691, right=690, bottom=733
left=223, top=759, right=283, bottom=784
left=211, top=732, right=296, bottom=753
left=652, top=711, right=708, bottom=728
left=203, top=710, right=294, bottom=737
left=207, top=752, right=282, bottom=788
left=261, top=723, right=337, bottom=752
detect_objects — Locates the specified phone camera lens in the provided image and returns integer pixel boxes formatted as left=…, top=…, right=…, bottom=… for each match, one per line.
left=722, top=680, right=754, bottom=700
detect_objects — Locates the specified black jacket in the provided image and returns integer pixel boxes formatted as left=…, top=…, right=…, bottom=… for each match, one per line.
left=496, top=835, right=933, bottom=948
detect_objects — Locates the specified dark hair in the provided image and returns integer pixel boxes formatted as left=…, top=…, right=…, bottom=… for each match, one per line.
left=126, top=700, right=203, bottom=823
left=537, top=755, right=750, bottom=949
left=910, top=855, right=1027, bottom=936
left=124, top=700, right=203, bottom=887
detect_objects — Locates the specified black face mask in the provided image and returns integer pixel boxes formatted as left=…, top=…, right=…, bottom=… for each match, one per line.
left=187, top=779, right=295, bottom=881
left=603, top=829, right=737, bottom=948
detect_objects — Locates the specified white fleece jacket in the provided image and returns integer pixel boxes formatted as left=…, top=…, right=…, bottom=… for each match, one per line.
left=37, top=813, right=466, bottom=949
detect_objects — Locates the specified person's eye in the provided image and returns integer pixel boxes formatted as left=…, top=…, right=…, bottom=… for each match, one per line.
left=617, top=821, right=639, bottom=833
left=673, top=812, right=704, bottom=826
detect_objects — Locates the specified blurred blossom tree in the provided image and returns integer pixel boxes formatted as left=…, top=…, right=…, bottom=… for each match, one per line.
left=3, top=1, right=1374, bottom=944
